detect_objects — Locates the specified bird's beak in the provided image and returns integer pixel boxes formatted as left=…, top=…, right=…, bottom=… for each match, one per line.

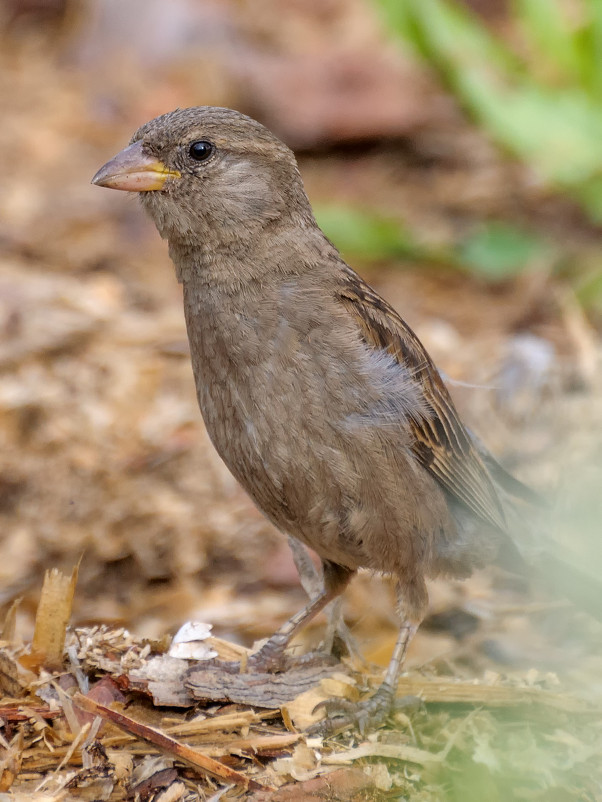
left=91, top=141, right=181, bottom=191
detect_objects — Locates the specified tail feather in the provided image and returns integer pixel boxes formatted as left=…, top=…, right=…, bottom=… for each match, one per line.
left=467, top=429, right=602, bottom=620
left=535, top=550, right=602, bottom=622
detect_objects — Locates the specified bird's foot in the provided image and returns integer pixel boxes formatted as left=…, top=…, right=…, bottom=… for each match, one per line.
left=198, top=643, right=288, bottom=675
left=200, top=639, right=338, bottom=676
left=245, top=639, right=290, bottom=673
left=246, top=639, right=338, bottom=673
left=307, top=682, right=396, bottom=737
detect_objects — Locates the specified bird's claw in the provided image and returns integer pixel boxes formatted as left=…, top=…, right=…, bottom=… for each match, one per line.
left=199, top=645, right=338, bottom=675
left=245, top=644, right=338, bottom=673
left=199, top=646, right=288, bottom=675
left=307, top=684, right=395, bottom=737
left=245, top=643, right=288, bottom=673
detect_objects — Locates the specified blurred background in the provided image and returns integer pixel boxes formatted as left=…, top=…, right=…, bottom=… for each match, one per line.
left=1, top=0, right=602, bottom=790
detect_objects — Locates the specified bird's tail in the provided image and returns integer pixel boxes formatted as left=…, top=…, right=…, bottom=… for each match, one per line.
left=534, top=548, right=602, bottom=622
left=496, top=468, right=602, bottom=621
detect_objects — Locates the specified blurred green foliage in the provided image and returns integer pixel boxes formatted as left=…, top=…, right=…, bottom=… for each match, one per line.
left=394, top=706, right=602, bottom=802
left=315, top=203, right=551, bottom=280
left=458, top=220, right=551, bottom=279
left=314, top=204, right=417, bottom=261
left=315, top=0, right=602, bottom=309
left=377, top=0, right=602, bottom=221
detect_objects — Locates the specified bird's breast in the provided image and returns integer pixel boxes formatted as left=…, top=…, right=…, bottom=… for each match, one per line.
left=180, top=278, right=453, bottom=574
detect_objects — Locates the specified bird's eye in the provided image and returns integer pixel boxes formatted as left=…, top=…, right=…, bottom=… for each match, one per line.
left=188, top=141, right=214, bottom=162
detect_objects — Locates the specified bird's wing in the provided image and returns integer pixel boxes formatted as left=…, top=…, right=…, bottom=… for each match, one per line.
left=337, top=266, right=508, bottom=532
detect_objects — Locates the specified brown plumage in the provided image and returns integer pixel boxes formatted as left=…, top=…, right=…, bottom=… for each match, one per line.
left=92, top=106, right=598, bottom=733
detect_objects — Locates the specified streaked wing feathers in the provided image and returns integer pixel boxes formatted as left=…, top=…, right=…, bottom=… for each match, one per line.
left=338, top=267, right=507, bottom=532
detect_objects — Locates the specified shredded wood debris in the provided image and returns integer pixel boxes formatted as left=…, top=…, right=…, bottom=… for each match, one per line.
left=29, top=564, right=79, bottom=672
left=0, top=572, right=600, bottom=800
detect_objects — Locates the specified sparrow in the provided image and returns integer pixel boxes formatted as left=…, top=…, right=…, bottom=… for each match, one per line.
left=92, top=106, right=600, bottom=734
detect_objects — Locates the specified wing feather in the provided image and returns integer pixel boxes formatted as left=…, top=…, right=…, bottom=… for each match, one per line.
left=338, top=266, right=507, bottom=532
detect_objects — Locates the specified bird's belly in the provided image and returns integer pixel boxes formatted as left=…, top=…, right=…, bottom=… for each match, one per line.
left=196, top=363, right=453, bottom=576
left=184, top=290, right=454, bottom=576
left=195, top=366, right=355, bottom=553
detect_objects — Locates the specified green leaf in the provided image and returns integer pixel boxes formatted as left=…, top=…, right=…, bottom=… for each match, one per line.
left=314, top=203, right=417, bottom=261
left=512, top=0, right=584, bottom=85
left=376, top=0, right=602, bottom=222
left=457, top=222, right=549, bottom=279
left=575, top=263, right=602, bottom=310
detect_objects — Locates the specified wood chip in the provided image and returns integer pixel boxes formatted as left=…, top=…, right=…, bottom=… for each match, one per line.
left=72, top=692, right=272, bottom=792
left=394, top=675, right=599, bottom=712
left=28, top=564, right=79, bottom=672
left=187, top=662, right=344, bottom=708
left=0, top=650, right=25, bottom=697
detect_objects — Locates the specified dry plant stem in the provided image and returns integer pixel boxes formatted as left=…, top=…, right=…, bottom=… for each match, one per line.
left=1, top=600, right=19, bottom=642
left=0, top=707, right=62, bottom=722
left=72, top=693, right=272, bottom=792
left=392, top=677, right=601, bottom=712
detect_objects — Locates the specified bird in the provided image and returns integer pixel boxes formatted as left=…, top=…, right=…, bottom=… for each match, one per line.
left=92, top=106, right=600, bottom=734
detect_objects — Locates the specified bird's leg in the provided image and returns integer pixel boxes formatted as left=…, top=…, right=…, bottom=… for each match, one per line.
left=309, top=621, right=418, bottom=735
left=287, top=536, right=359, bottom=660
left=287, top=536, right=322, bottom=598
left=308, top=581, right=425, bottom=736
left=246, top=560, right=354, bottom=672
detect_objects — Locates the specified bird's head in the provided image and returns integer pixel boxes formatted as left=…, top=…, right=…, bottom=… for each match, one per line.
left=92, top=106, right=312, bottom=251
